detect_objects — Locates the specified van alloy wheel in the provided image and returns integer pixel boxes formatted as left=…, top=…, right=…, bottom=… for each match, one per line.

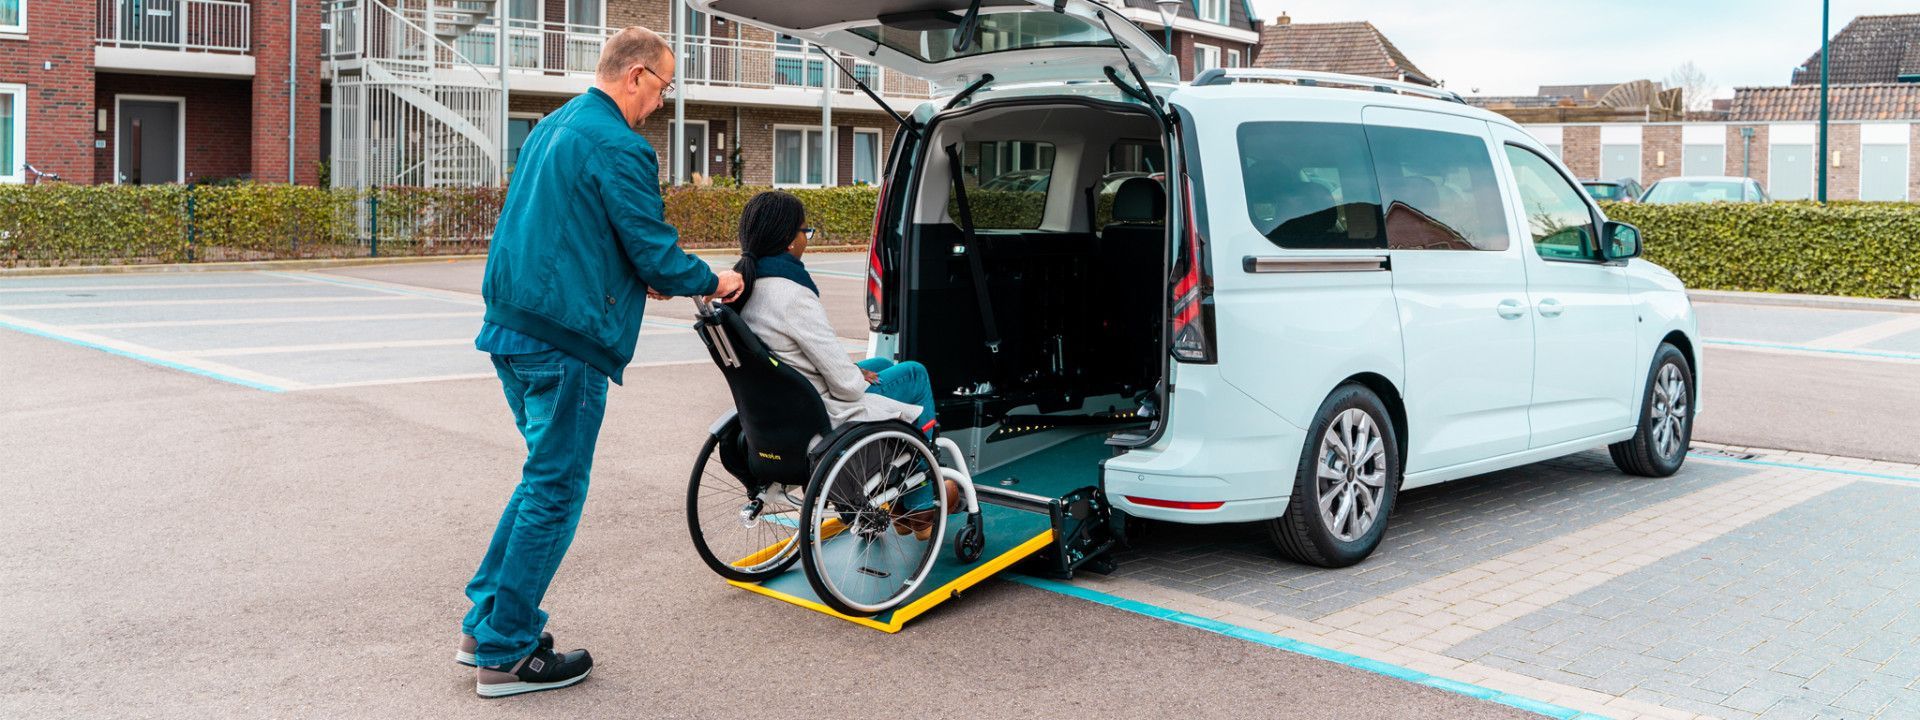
left=1649, top=363, right=1689, bottom=460
left=1316, top=409, right=1388, bottom=542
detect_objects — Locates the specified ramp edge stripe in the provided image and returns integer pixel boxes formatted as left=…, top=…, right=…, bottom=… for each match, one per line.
left=1007, top=575, right=1612, bottom=720
left=725, top=528, right=1056, bottom=633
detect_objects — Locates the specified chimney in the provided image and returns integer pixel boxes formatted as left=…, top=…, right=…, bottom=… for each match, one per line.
left=1275, top=12, right=1290, bottom=25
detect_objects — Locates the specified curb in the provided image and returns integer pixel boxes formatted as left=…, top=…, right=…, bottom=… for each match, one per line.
left=0, top=245, right=866, bottom=278
left=1688, top=289, right=1920, bottom=314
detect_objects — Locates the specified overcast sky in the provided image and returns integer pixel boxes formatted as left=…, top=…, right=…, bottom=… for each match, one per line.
left=1244, top=0, right=1916, bottom=98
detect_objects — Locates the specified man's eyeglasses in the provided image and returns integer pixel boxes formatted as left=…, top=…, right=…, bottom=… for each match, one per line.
left=640, top=65, right=675, bottom=99
left=802, top=227, right=817, bottom=241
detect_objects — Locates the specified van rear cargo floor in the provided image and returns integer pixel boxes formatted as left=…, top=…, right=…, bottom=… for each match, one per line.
left=973, top=432, right=1113, bottom=500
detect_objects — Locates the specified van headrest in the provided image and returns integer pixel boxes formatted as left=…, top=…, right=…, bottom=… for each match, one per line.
left=1111, top=177, right=1165, bottom=223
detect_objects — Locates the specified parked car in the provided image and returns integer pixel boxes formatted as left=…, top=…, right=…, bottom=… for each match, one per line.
left=1640, top=176, right=1769, bottom=203
left=1582, top=178, right=1645, bottom=203
left=696, top=0, right=1700, bottom=568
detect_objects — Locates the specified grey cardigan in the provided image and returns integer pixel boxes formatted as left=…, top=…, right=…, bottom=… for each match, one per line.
left=736, top=277, right=922, bottom=427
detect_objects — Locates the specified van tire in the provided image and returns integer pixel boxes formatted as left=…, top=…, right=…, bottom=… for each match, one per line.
left=1267, top=384, right=1401, bottom=568
left=1609, top=343, right=1693, bottom=477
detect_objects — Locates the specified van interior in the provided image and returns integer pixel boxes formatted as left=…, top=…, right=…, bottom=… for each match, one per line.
left=892, top=99, right=1170, bottom=489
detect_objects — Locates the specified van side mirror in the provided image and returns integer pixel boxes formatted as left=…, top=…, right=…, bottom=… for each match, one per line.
left=1603, top=221, right=1642, bottom=261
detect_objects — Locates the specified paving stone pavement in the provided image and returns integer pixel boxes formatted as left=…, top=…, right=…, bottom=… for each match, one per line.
left=1113, top=450, right=1753, bottom=618
left=1448, top=481, right=1920, bottom=720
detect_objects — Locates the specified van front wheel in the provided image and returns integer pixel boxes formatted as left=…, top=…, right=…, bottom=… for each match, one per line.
left=1267, top=384, right=1401, bottom=568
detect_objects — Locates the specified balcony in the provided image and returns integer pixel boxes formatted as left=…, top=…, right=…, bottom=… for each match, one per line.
left=95, top=0, right=255, bottom=77
left=438, top=17, right=935, bottom=108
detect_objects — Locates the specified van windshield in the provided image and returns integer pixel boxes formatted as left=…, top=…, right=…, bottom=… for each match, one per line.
left=851, top=12, right=1119, bottom=63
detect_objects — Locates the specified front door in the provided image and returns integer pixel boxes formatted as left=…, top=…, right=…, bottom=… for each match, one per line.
left=682, top=120, right=709, bottom=181
left=1493, top=126, right=1640, bottom=449
left=118, top=98, right=181, bottom=185
left=1364, top=107, right=1533, bottom=475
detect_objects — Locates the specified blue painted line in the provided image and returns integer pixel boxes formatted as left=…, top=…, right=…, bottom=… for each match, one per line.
left=1704, top=338, right=1920, bottom=362
left=1008, top=575, right=1608, bottom=720
left=0, top=318, right=288, bottom=393
left=1688, top=452, right=1920, bottom=486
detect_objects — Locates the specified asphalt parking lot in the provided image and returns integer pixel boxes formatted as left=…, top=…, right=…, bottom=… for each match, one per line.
left=4, top=256, right=1919, bottom=720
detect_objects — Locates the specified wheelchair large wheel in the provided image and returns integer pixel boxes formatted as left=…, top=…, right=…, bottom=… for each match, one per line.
left=687, top=431, right=802, bottom=582
left=799, top=424, right=948, bottom=617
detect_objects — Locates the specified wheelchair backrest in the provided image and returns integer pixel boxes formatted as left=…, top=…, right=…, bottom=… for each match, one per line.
left=694, top=302, right=833, bottom=488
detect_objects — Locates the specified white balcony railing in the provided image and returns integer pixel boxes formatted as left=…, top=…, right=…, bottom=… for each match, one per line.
left=97, top=0, right=251, bottom=54
left=439, top=18, right=933, bottom=101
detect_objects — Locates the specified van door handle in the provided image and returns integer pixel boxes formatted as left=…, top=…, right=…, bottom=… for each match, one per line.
left=1496, top=299, right=1527, bottom=319
left=1537, top=298, right=1565, bottom=318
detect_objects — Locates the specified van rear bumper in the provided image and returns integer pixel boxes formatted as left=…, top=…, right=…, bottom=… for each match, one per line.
left=1104, top=363, right=1303, bottom=524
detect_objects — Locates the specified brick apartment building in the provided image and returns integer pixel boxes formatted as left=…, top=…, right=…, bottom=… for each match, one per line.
left=0, top=0, right=1258, bottom=188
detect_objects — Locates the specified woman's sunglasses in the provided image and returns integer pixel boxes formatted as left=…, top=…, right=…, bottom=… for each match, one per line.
left=802, top=227, right=817, bottom=241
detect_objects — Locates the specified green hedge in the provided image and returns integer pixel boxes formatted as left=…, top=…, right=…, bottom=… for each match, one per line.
left=663, top=185, right=877, bottom=248
left=1602, top=201, right=1920, bottom=299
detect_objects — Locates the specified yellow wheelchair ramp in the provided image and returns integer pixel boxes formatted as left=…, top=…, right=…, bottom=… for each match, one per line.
left=728, top=502, right=1055, bottom=633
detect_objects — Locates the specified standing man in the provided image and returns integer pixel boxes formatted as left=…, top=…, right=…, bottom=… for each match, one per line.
left=459, top=26, right=743, bottom=698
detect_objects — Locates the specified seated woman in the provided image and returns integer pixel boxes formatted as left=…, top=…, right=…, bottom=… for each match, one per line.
left=727, top=191, right=958, bottom=536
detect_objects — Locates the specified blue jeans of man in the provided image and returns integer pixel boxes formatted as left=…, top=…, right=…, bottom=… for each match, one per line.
left=462, top=348, right=609, bottom=667
left=857, top=357, right=937, bottom=434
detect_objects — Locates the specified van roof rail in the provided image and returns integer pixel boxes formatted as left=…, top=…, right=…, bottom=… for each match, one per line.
left=1190, top=68, right=1466, bottom=104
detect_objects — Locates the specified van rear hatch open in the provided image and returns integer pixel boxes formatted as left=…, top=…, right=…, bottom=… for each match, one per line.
left=690, top=0, right=1177, bottom=95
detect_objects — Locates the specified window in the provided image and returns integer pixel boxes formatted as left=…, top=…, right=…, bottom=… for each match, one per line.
left=1194, top=44, right=1221, bottom=76
left=852, top=129, right=881, bottom=186
left=773, top=126, right=825, bottom=186
left=0, top=84, right=21, bottom=184
left=1682, top=144, right=1725, bottom=176
left=507, top=115, right=541, bottom=177
left=1226, top=49, right=1241, bottom=69
left=1642, top=179, right=1750, bottom=203
left=1768, top=143, right=1813, bottom=200
left=1600, top=143, right=1639, bottom=182
left=850, top=12, right=1118, bottom=64
left=1365, top=126, right=1509, bottom=251
left=1198, top=0, right=1230, bottom=24
left=0, top=0, right=22, bottom=34
left=1504, top=146, right=1599, bottom=261
left=1237, top=122, right=1382, bottom=250
left=950, top=140, right=1055, bottom=229
left=775, top=34, right=827, bottom=88
left=1543, top=144, right=1563, bottom=158
left=1860, top=143, right=1908, bottom=201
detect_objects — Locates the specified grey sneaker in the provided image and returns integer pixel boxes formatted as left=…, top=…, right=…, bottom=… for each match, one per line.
left=456, top=631, right=553, bottom=667
left=475, top=646, right=593, bottom=698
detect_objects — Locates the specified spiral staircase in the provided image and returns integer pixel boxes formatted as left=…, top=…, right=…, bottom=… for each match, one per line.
left=326, top=0, right=503, bottom=188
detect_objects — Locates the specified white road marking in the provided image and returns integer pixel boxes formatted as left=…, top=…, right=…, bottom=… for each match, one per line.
left=1705, top=337, right=1920, bottom=365
left=0, top=281, right=314, bottom=293
left=292, top=358, right=715, bottom=391
left=0, top=295, right=421, bottom=310
left=181, top=338, right=478, bottom=358
left=0, top=311, right=311, bottom=390
left=1804, top=314, right=1920, bottom=349
left=68, top=311, right=483, bottom=330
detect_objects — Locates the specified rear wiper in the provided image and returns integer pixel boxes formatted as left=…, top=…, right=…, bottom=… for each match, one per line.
left=814, top=43, right=920, bottom=140
left=951, top=0, right=983, bottom=52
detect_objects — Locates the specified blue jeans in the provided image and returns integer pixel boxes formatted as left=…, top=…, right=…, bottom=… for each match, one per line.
left=462, top=349, right=609, bottom=667
left=858, top=357, right=937, bottom=435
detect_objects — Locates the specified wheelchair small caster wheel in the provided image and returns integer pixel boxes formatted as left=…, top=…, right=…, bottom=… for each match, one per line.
left=954, top=514, right=985, bottom=563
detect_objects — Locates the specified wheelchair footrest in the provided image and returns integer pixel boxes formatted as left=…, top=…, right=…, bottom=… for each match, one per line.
left=726, top=502, right=1055, bottom=633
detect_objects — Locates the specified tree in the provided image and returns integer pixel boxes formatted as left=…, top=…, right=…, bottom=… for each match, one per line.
left=1665, top=62, right=1716, bottom=112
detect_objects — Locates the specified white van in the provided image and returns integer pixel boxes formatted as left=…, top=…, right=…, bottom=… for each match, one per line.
left=694, top=0, right=1700, bottom=568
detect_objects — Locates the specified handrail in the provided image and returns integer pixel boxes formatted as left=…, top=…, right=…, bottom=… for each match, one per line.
left=1191, top=67, right=1465, bottom=104
left=95, top=0, right=252, bottom=54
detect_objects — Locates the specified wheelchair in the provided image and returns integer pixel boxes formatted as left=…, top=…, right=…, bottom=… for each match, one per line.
left=684, top=300, right=987, bottom=617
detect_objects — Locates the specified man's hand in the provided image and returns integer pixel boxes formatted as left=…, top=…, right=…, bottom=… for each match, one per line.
left=645, top=286, right=671, bottom=300
left=861, top=369, right=880, bottom=385
left=710, top=270, right=745, bottom=303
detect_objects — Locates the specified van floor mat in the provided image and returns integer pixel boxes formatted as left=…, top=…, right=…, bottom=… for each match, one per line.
left=974, top=432, right=1112, bottom=500
left=727, top=503, right=1054, bottom=633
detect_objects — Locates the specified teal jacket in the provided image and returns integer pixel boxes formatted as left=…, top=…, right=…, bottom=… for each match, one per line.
left=481, top=88, right=718, bottom=384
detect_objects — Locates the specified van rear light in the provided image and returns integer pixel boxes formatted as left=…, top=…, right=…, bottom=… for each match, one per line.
left=1124, top=496, right=1225, bottom=511
left=1170, top=173, right=1216, bottom=363
left=865, top=178, right=889, bottom=332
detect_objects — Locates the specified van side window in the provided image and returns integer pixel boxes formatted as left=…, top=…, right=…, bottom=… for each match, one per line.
left=1364, top=126, right=1510, bottom=251
left=949, top=141, right=1056, bottom=229
left=1503, top=146, right=1600, bottom=261
left=1236, top=122, right=1384, bottom=250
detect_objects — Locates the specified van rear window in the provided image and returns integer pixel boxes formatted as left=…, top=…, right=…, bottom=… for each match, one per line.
left=949, top=140, right=1054, bottom=229
left=1236, top=122, right=1384, bottom=250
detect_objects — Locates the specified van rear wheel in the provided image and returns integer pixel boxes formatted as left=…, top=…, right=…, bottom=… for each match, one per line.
left=1267, top=384, right=1401, bottom=568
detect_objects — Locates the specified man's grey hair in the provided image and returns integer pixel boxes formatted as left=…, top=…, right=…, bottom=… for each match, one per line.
left=596, top=26, right=672, bottom=82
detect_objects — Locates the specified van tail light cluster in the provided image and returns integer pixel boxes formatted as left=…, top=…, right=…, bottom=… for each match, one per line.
left=865, top=178, right=889, bottom=332
left=1169, top=173, right=1217, bottom=364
